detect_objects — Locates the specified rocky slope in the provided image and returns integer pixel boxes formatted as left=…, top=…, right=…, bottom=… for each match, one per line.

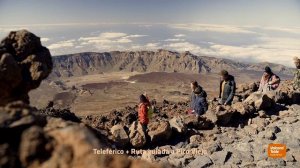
left=82, top=80, right=300, bottom=167
left=0, top=30, right=167, bottom=168
left=51, top=50, right=294, bottom=78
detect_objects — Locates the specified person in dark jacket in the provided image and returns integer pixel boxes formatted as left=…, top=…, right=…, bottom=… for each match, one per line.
left=190, top=81, right=208, bottom=115
left=218, top=70, right=236, bottom=105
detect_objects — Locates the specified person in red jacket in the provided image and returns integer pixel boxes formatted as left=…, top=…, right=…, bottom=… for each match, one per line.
left=138, top=94, right=150, bottom=132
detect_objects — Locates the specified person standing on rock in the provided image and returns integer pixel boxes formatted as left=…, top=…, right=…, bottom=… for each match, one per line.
left=293, top=57, right=300, bottom=91
left=258, top=66, right=280, bottom=93
left=218, top=70, right=236, bottom=105
left=190, top=81, right=208, bottom=115
left=138, top=94, right=150, bottom=132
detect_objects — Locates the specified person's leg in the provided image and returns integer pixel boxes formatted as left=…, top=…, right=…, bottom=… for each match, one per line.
left=141, top=124, right=151, bottom=147
left=141, top=124, right=147, bottom=133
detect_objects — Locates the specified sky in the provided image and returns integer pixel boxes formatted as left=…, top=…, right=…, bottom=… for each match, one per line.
left=1, top=0, right=300, bottom=67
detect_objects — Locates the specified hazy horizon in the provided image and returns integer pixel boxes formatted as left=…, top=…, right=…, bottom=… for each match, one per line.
left=1, top=0, right=300, bottom=67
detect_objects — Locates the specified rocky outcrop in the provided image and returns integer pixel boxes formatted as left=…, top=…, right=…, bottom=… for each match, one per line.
left=128, top=121, right=147, bottom=148
left=169, top=116, right=187, bottom=134
left=215, top=105, right=237, bottom=125
left=148, top=121, right=172, bottom=145
left=0, top=30, right=53, bottom=105
left=184, top=115, right=214, bottom=130
left=244, top=92, right=275, bottom=111
left=110, top=124, right=130, bottom=147
left=231, top=102, right=256, bottom=115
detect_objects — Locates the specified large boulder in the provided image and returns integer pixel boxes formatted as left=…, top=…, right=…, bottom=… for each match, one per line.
left=0, top=30, right=53, bottom=105
left=128, top=121, right=147, bottom=148
left=169, top=116, right=187, bottom=134
left=215, top=105, right=236, bottom=125
left=244, top=92, right=275, bottom=111
left=184, top=115, right=214, bottom=130
left=148, top=121, right=172, bottom=145
left=231, top=102, right=256, bottom=116
left=236, top=82, right=259, bottom=100
left=110, top=124, right=129, bottom=147
left=275, top=80, right=300, bottom=104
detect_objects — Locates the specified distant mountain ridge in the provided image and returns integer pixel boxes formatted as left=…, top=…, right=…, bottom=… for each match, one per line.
left=50, top=49, right=294, bottom=78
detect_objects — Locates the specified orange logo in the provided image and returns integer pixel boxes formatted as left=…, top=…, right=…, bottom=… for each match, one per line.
left=268, top=144, right=286, bottom=158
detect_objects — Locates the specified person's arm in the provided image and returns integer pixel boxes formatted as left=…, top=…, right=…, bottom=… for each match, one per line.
left=190, top=94, right=193, bottom=108
left=225, top=81, right=236, bottom=104
left=268, top=75, right=280, bottom=85
left=200, top=98, right=208, bottom=113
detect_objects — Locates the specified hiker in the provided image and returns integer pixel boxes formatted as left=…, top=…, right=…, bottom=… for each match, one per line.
left=218, top=70, right=236, bottom=105
left=293, top=57, right=300, bottom=91
left=189, top=81, right=208, bottom=115
left=258, top=66, right=280, bottom=93
left=138, top=94, right=150, bottom=132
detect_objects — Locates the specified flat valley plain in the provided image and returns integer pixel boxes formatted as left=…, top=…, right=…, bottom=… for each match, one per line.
left=29, top=70, right=292, bottom=116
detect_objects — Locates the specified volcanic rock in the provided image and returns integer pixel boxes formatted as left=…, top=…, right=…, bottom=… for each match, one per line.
left=0, top=30, right=52, bottom=105
left=110, top=124, right=129, bottom=147
left=169, top=116, right=187, bottom=134
left=148, top=121, right=172, bottom=145
left=128, top=121, right=147, bottom=148
left=244, top=92, right=275, bottom=111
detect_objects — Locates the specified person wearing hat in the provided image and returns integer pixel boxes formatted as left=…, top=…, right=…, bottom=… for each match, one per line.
left=189, top=81, right=208, bottom=115
left=218, top=70, right=236, bottom=105
left=293, top=57, right=300, bottom=90
left=258, top=66, right=280, bottom=93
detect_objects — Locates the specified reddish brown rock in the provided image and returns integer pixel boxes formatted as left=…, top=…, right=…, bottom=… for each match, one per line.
left=0, top=30, right=52, bottom=105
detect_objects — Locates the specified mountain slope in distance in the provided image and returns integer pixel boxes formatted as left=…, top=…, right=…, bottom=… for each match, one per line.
left=50, top=49, right=294, bottom=78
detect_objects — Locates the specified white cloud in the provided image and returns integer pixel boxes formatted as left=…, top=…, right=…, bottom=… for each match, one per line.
left=131, top=43, right=160, bottom=50
left=41, top=38, right=50, bottom=42
left=256, top=36, right=300, bottom=50
left=174, top=34, right=186, bottom=37
left=164, top=38, right=185, bottom=42
left=27, top=23, right=299, bottom=67
left=145, top=43, right=160, bottom=48
left=164, top=42, right=202, bottom=53
left=138, top=24, right=153, bottom=28
left=99, top=32, right=127, bottom=39
left=48, top=39, right=76, bottom=50
left=169, top=24, right=257, bottom=34
left=206, top=43, right=300, bottom=67
left=211, top=36, right=300, bottom=65
left=126, top=34, right=148, bottom=38
left=160, top=35, right=300, bottom=67
left=259, top=26, right=300, bottom=34
left=77, top=32, right=148, bottom=51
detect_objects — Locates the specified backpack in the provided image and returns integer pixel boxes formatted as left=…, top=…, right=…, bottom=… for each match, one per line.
left=147, top=106, right=154, bottom=118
